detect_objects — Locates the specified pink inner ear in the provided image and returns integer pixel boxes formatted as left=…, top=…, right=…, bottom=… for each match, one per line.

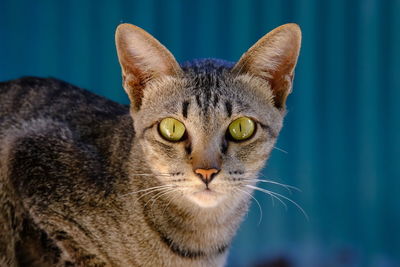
left=123, top=73, right=147, bottom=110
left=115, top=23, right=182, bottom=110
left=265, top=50, right=298, bottom=109
left=232, top=24, right=301, bottom=110
left=267, top=70, right=293, bottom=110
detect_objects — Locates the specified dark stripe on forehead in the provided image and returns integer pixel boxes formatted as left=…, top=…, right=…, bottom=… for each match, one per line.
left=215, top=78, right=220, bottom=88
left=213, top=94, right=219, bottom=107
left=205, top=88, right=212, bottom=103
left=195, top=94, right=202, bottom=108
left=182, top=100, right=190, bottom=118
left=203, top=90, right=212, bottom=113
left=225, top=101, right=232, bottom=117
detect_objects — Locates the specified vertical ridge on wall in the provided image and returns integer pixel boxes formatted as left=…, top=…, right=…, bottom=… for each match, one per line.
left=322, top=0, right=349, bottom=245
left=58, top=0, right=92, bottom=93
left=357, top=0, right=380, bottom=256
left=153, top=0, right=183, bottom=62
left=90, top=1, right=122, bottom=100
left=385, top=0, right=400, bottom=259
left=291, top=0, right=319, bottom=242
left=343, top=0, right=362, bottom=247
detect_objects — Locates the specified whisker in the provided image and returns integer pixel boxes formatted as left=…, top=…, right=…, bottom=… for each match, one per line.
left=246, top=185, right=309, bottom=221
left=144, top=188, right=177, bottom=209
left=250, top=185, right=288, bottom=210
left=242, top=171, right=302, bottom=194
left=133, top=186, right=175, bottom=206
left=270, top=193, right=275, bottom=207
left=120, top=184, right=173, bottom=197
left=243, top=178, right=301, bottom=194
left=143, top=190, right=169, bottom=209
left=150, top=188, right=181, bottom=213
left=161, top=191, right=182, bottom=217
left=273, top=146, right=288, bottom=154
left=131, top=173, right=168, bottom=176
left=235, top=188, right=263, bottom=226
left=130, top=171, right=185, bottom=178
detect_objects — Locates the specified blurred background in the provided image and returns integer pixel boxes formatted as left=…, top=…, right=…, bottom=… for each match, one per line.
left=1, top=0, right=399, bottom=266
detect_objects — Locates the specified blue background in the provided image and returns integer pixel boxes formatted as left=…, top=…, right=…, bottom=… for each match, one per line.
left=1, top=0, right=399, bottom=266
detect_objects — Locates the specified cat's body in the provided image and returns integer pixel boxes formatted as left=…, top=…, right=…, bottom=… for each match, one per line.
left=0, top=24, right=301, bottom=267
left=0, top=63, right=241, bottom=266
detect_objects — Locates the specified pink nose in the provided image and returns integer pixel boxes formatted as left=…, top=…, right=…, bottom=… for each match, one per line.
left=194, top=168, right=220, bottom=185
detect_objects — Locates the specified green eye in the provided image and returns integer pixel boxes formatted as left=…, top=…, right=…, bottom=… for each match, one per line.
left=158, top=118, right=186, bottom=142
left=228, top=117, right=256, bottom=141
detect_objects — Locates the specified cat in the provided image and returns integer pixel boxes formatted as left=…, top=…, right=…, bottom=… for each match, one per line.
left=0, top=23, right=301, bottom=267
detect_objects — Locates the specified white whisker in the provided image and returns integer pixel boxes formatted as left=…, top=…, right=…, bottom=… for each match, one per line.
left=273, top=146, right=288, bottom=154
left=251, top=185, right=288, bottom=210
left=161, top=191, right=182, bottom=217
left=244, top=178, right=301, bottom=194
left=129, top=172, right=172, bottom=177
left=133, top=186, right=175, bottom=206
left=235, top=188, right=263, bottom=226
left=144, top=188, right=177, bottom=209
left=246, top=185, right=309, bottom=221
left=243, top=171, right=302, bottom=194
left=150, top=188, right=181, bottom=213
left=120, top=184, right=173, bottom=197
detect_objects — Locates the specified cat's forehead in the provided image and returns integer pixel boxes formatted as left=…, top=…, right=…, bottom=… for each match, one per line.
left=146, top=66, right=261, bottom=107
left=144, top=75, right=257, bottom=115
left=139, top=59, right=280, bottom=129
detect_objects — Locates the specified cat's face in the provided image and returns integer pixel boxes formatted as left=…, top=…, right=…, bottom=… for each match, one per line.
left=115, top=24, right=301, bottom=209
left=134, top=71, right=283, bottom=208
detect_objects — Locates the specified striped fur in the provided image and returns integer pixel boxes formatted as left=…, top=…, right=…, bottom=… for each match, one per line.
left=0, top=23, right=301, bottom=266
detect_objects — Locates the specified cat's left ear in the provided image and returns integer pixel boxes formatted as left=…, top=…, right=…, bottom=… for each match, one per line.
left=115, top=23, right=182, bottom=110
left=233, top=23, right=301, bottom=110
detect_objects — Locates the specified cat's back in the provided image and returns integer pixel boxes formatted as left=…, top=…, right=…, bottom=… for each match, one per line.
left=0, top=76, right=81, bottom=118
left=0, top=76, right=128, bottom=124
left=0, top=77, right=132, bottom=175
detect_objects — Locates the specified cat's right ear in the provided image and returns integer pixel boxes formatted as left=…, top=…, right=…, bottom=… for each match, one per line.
left=115, top=24, right=182, bottom=111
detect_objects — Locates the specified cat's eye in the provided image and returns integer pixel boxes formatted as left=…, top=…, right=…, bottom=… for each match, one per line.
left=158, top=118, right=186, bottom=142
left=227, top=117, right=256, bottom=141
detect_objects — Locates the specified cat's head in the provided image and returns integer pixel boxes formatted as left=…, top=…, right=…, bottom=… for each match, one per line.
left=115, top=24, right=301, bottom=209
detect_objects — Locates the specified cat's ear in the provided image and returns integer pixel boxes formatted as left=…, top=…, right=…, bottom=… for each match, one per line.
left=233, top=23, right=301, bottom=110
left=115, top=23, right=182, bottom=110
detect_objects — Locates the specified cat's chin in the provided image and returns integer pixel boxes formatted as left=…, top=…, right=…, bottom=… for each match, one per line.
left=187, top=189, right=226, bottom=208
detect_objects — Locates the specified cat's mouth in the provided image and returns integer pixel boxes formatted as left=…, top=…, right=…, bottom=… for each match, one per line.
left=187, top=188, right=225, bottom=208
left=194, top=188, right=215, bottom=195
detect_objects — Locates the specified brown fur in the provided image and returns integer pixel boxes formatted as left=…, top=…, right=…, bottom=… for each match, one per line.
left=0, top=23, right=301, bottom=266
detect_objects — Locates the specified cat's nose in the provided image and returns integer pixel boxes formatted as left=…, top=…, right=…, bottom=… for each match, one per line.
left=194, top=168, right=220, bottom=185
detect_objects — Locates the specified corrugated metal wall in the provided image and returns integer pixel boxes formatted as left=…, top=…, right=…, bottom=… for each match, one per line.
left=1, top=0, right=399, bottom=266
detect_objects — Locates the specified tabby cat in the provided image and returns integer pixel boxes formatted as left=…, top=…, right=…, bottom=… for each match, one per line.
left=0, top=23, right=301, bottom=266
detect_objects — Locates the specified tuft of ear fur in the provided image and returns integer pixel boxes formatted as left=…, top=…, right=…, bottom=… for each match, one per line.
left=115, top=23, right=182, bottom=110
left=233, top=23, right=301, bottom=110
